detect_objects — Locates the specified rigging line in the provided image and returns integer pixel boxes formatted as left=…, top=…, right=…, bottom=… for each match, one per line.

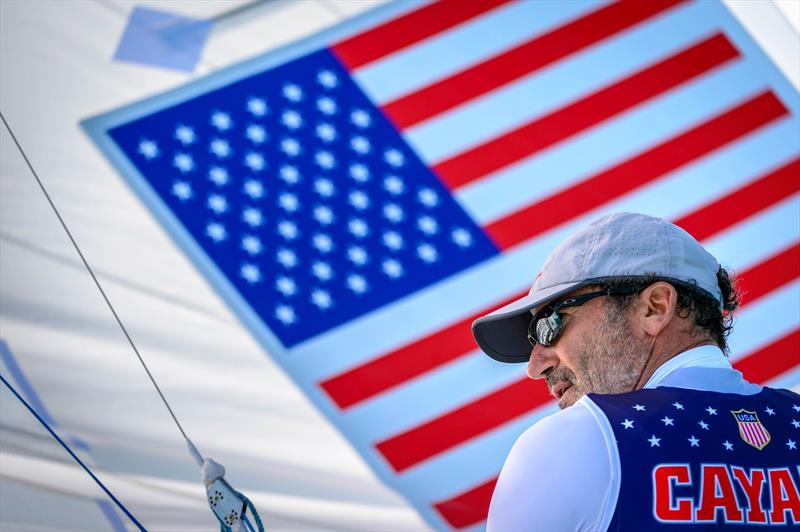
left=0, top=372, right=147, bottom=531
left=0, top=110, right=189, bottom=442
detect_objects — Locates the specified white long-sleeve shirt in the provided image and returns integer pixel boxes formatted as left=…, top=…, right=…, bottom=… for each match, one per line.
left=486, top=345, right=763, bottom=531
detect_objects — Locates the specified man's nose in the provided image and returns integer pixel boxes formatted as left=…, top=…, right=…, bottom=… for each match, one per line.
left=527, top=342, right=557, bottom=380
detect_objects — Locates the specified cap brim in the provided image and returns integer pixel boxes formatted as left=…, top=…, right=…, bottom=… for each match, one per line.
left=471, top=281, right=590, bottom=363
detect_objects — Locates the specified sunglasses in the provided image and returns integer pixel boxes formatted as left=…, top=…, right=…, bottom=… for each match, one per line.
left=527, top=286, right=640, bottom=347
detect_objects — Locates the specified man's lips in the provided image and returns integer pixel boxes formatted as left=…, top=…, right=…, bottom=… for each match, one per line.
left=551, top=382, right=572, bottom=400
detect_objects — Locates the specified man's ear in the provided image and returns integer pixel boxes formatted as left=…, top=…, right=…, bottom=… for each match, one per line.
left=637, top=282, right=678, bottom=337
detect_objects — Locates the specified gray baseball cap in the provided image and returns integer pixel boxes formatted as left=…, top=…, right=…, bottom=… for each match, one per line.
left=471, top=212, right=723, bottom=363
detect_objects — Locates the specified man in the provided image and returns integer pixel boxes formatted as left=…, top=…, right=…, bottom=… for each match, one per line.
left=472, top=212, right=799, bottom=530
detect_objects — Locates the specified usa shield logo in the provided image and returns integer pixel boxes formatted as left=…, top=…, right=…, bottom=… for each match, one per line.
left=731, top=409, right=771, bottom=450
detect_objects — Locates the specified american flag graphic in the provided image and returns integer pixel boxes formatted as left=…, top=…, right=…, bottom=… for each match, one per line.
left=733, top=409, right=772, bottom=450
left=84, top=0, right=800, bottom=528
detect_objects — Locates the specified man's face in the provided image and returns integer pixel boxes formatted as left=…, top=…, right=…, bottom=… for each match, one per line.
left=526, top=288, right=651, bottom=409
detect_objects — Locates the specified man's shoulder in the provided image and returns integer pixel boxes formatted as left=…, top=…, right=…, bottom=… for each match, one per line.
left=512, top=398, right=610, bottom=458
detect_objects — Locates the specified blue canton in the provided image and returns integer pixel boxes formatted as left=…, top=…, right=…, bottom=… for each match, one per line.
left=107, top=49, right=499, bottom=346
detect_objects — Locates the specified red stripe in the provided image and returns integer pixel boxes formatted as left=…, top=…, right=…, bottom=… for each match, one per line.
left=383, top=0, right=686, bottom=129
left=433, top=32, right=739, bottom=190
left=674, top=158, right=800, bottom=241
left=320, top=292, right=525, bottom=409
left=734, top=330, right=800, bottom=389
left=433, top=478, right=497, bottom=529
left=734, top=243, right=800, bottom=307
left=375, top=378, right=549, bottom=472
left=485, top=91, right=788, bottom=250
left=331, top=0, right=511, bottom=71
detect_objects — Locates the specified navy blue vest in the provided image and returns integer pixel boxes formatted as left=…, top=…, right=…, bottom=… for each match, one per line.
left=589, top=386, right=800, bottom=529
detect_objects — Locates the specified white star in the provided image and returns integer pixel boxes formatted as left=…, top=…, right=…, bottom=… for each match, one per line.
left=384, top=148, right=405, bottom=168
left=765, top=407, right=775, bottom=416
left=418, top=187, right=439, bottom=207
left=206, top=222, right=226, bottom=243
left=241, top=235, right=262, bottom=255
left=648, top=435, right=660, bottom=447
left=242, top=207, right=263, bottom=227
left=245, top=124, right=267, bottom=144
left=279, top=165, right=300, bottom=184
left=276, top=248, right=298, bottom=268
left=633, top=404, right=646, bottom=412
left=281, top=110, right=303, bottom=130
left=240, top=263, right=261, bottom=284
left=317, top=96, right=337, bottom=115
left=384, top=176, right=404, bottom=195
left=383, top=203, right=404, bottom=223
left=244, top=152, right=266, bottom=171
left=313, top=205, right=335, bottom=225
left=348, top=218, right=369, bottom=238
left=347, top=246, right=368, bottom=266
left=246, top=97, right=268, bottom=117
left=350, top=136, right=371, bottom=154
left=351, top=109, right=371, bottom=128
left=349, top=163, right=370, bottom=183
left=172, top=181, right=192, bottom=201
left=312, top=233, right=334, bottom=253
left=209, top=166, right=229, bottom=186
left=382, top=231, right=403, bottom=251
left=451, top=228, right=473, bottom=248
left=243, top=179, right=264, bottom=199
left=621, top=419, right=634, bottom=429
left=280, top=138, right=301, bottom=157
left=211, top=111, right=232, bottom=131
left=277, top=220, right=299, bottom=240
left=347, top=274, right=368, bottom=294
left=283, top=83, right=303, bottom=102
left=688, top=436, right=700, bottom=447
left=311, top=289, right=332, bottom=309
left=207, top=194, right=228, bottom=214
left=317, top=70, right=338, bottom=88
left=209, top=138, right=231, bottom=158
left=175, top=125, right=196, bottom=145
left=698, top=421, right=709, bottom=430
left=417, top=243, right=438, bottom=263
left=138, top=139, right=159, bottom=159
left=311, top=261, right=333, bottom=281
left=173, top=153, right=194, bottom=173
left=788, top=439, right=797, bottom=450
left=793, top=405, right=800, bottom=412
left=275, top=276, right=297, bottom=297
left=278, top=192, right=299, bottom=213
left=417, top=215, right=438, bottom=235
left=275, top=304, right=296, bottom=325
left=706, top=407, right=717, bottom=416
left=792, top=420, right=800, bottom=429
left=723, top=440, right=733, bottom=451
left=349, top=191, right=369, bottom=210
left=661, top=416, right=674, bottom=426
left=314, top=178, right=335, bottom=198
left=382, top=259, right=403, bottom=279
left=673, top=402, right=684, bottom=410
left=315, top=151, right=335, bottom=169
left=316, top=123, right=337, bottom=142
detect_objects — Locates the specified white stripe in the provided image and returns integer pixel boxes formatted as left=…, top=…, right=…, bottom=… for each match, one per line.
left=764, top=366, right=800, bottom=392
left=704, top=194, right=800, bottom=273
left=406, top=0, right=722, bottom=163
left=456, top=60, right=777, bottom=224
left=353, top=0, right=607, bottom=104
left=728, top=280, right=800, bottom=362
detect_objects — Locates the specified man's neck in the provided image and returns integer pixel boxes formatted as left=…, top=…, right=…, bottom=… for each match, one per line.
left=635, top=337, right=717, bottom=391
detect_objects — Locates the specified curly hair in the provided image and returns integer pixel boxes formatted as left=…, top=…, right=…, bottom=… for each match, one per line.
left=599, top=267, right=740, bottom=355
